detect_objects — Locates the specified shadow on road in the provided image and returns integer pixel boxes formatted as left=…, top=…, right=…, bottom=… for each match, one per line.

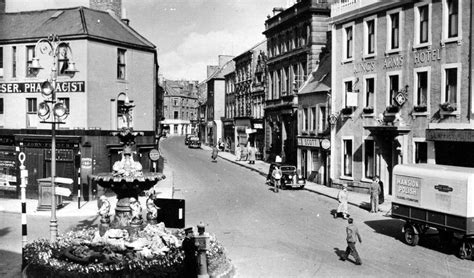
left=333, top=247, right=359, bottom=265
left=0, top=249, right=21, bottom=278
left=0, top=227, right=11, bottom=238
left=365, top=218, right=459, bottom=256
left=72, top=215, right=99, bottom=231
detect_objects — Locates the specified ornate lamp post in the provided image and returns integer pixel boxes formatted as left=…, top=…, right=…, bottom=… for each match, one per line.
left=29, top=34, right=78, bottom=241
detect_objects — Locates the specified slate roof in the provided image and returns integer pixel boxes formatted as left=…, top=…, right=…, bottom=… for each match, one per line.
left=164, top=80, right=199, bottom=98
left=0, top=6, right=155, bottom=51
left=299, top=52, right=331, bottom=95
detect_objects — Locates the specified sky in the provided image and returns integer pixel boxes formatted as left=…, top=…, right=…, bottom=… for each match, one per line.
left=6, top=0, right=290, bottom=81
left=123, top=0, right=289, bottom=81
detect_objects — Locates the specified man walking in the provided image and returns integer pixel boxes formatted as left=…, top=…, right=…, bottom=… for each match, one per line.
left=370, top=176, right=381, bottom=213
left=341, top=218, right=362, bottom=265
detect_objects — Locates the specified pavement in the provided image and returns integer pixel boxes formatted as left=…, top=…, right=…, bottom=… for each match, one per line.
left=0, top=161, right=175, bottom=217
left=0, top=145, right=391, bottom=217
left=201, top=145, right=392, bottom=215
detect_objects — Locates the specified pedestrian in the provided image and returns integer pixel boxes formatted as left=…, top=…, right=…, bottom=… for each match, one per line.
left=272, top=165, right=282, bottom=193
left=336, top=184, right=349, bottom=219
left=182, top=227, right=197, bottom=277
left=248, top=145, right=256, bottom=164
left=211, top=145, right=218, bottom=162
left=241, top=145, right=248, bottom=161
left=341, top=217, right=362, bottom=265
left=235, top=144, right=241, bottom=161
left=370, top=176, right=381, bottom=213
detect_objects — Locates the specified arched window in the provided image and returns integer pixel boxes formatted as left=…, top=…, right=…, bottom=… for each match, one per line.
left=117, top=93, right=133, bottom=128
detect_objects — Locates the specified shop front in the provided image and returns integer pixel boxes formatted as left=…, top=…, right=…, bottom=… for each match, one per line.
left=249, top=120, right=264, bottom=160
left=0, top=135, right=18, bottom=198
left=297, top=136, right=330, bottom=186
left=426, top=128, right=474, bottom=167
left=234, top=118, right=251, bottom=148
left=222, top=120, right=235, bottom=152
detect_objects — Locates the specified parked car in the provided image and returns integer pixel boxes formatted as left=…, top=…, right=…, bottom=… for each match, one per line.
left=188, top=136, right=201, bottom=148
left=267, top=163, right=305, bottom=189
left=184, top=134, right=193, bottom=145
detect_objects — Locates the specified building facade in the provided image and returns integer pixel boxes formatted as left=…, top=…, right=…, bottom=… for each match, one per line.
left=330, top=0, right=474, bottom=198
left=296, top=51, right=331, bottom=185
left=263, top=0, right=331, bottom=164
left=232, top=41, right=267, bottom=158
left=0, top=5, right=158, bottom=200
left=223, top=69, right=236, bottom=152
left=203, top=56, right=234, bottom=146
left=161, top=79, right=199, bottom=136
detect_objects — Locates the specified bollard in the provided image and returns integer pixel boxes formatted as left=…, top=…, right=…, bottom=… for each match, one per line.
left=19, top=152, right=28, bottom=247
left=195, top=222, right=210, bottom=278
left=77, top=167, right=81, bottom=209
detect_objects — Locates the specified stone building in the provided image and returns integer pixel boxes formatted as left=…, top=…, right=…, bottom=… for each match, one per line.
left=330, top=0, right=474, bottom=197
left=296, top=51, right=331, bottom=185
left=161, top=79, right=199, bottom=136
left=0, top=3, right=158, bottom=200
left=201, top=56, right=234, bottom=146
left=231, top=41, right=267, bottom=159
left=263, top=0, right=331, bottom=164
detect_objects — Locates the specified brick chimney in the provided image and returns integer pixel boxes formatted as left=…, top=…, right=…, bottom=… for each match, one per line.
left=90, top=0, right=122, bottom=17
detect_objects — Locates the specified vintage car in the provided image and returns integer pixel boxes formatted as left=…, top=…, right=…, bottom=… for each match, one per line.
left=184, top=134, right=194, bottom=145
left=268, top=163, right=305, bottom=189
left=188, top=136, right=201, bottom=148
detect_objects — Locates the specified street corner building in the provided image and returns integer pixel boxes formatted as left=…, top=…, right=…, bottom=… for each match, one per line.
left=0, top=1, right=160, bottom=202
left=329, top=0, right=474, bottom=198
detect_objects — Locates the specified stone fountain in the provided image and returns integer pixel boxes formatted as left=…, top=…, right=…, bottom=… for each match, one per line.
left=91, top=97, right=165, bottom=229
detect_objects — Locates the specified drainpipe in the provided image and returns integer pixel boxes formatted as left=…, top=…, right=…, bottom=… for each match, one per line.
left=469, top=0, right=473, bottom=122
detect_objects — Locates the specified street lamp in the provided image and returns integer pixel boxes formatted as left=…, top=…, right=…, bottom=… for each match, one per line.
left=30, top=34, right=78, bottom=241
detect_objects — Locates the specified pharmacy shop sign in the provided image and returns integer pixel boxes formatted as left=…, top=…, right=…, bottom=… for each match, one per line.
left=0, top=81, right=85, bottom=93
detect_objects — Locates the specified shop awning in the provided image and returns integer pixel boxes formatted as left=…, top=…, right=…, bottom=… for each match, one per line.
left=364, top=125, right=411, bottom=136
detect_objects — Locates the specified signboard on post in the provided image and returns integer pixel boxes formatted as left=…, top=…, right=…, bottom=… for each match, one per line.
left=149, top=149, right=160, bottom=161
left=55, top=187, right=72, bottom=197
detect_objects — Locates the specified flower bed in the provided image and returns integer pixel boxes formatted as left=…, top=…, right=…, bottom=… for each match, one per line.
left=23, top=224, right=234, bottom=278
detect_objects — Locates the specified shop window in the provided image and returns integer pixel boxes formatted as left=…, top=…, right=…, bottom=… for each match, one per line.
left=318, top=105, right=327, bottom=133
left=414, top=141, right=427, bottom=163
left=364, top=139, right=375, bottom=180
left=342, top=22, right=354, bottom=61
left=58, top=98, right=70, bottom=114
left=414, top=3, right=431, bottom=47
left=117, top=48, right=126, bottom=80
left=364, top=17, right=376, bottom=56
left=387, top=11, right=400, bottom=51
left=27, top=98, right=37, bottom=113
left=344, top=80, right=354, bottom=108
left=364, top=77, right=375, bottom=110
left=443, top=0, right=460, bottom=41
left=414, top=69, right=429, bottom=107
left=12, top=46, right=16, bottom=78
left=387, top=73, right=400, bottom=108
left=303, top=107, right=308, bottom=132
left=0, top=47, right=3, bottom=78
left=343, top=139, right=353, bottom=177
left=441, top=65, right=460, bottom=111
left=0, top=98, right=3, bottom=115
left=26, top=46, right=36, bottom=77
left=57, top=45, right=70, bottom=76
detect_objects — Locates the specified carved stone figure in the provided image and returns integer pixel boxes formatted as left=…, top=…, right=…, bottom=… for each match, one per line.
left=98, top=195, right=111, bottom=223
left=129, top=197, right=143, bottom=225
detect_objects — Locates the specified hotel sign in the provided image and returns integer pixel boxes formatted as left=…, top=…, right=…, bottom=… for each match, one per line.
left=0, top=81, right=85, bottom=93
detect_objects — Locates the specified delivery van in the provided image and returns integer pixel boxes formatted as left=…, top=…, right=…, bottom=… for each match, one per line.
left=391, top=164, right=474, bottom=260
